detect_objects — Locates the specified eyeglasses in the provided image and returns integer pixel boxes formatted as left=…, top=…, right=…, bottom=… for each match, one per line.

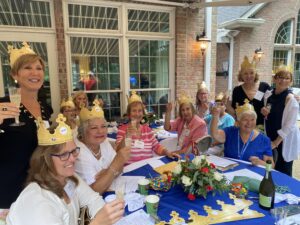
left=275, top=75, right=291, bottom=80
left=215, top=102, right=225, bottom=106
left=51, top=147, right=80, bottom=161
left=199, top=92, right=208, bottom=95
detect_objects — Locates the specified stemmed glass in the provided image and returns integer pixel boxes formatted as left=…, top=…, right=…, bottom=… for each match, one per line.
left=8, top=87, right=25, bottom=126
left=265, top=103, right=272, bottom=120
left=115, top=183, right=127, bottom=216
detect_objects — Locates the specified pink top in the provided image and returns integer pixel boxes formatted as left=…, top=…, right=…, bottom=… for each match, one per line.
left=170, top=115, right=207, bottom=149
left=116, top=124, right=165, bottom=164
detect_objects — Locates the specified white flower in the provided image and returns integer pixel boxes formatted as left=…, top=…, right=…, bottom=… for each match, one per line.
left=173, top=163, right=182, bottom=174
left=214, top=172, right=224, bottom=181
left=200, top=155, right=206, bottom=161
left=192, top=156, right=202, bottom=167
left=181, top=175, right=192, bottom=186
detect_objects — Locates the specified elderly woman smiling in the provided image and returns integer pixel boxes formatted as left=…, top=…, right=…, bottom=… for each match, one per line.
left=75, top=100, right=130, bottom=194
left=210, top=99, right=274, bottom=167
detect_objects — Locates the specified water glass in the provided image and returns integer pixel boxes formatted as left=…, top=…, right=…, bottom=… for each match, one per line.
left=8, top=87, right=25, bottom=126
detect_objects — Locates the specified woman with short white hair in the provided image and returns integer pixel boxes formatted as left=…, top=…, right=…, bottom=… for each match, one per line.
left=211, top=99, right=274, bottom=167
left=75, top=100, right=130, bottom=194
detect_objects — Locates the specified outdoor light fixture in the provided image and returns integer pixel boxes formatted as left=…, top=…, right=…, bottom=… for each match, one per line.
left=196, top=30, right=211, bottom=55
left=254, top=47, right=264, bottom=61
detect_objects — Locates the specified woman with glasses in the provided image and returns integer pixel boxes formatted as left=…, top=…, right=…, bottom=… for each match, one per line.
left=0, top=43, right=53, bottom=209
left=261, top=67, right=300, bottom=176
left=195, top=81, right=214, bottom=118
left=226, top=56, right=271, bottom=127
left=6, top=114, right=124, bottom=225
left=75, top=100, right=130, bottom=194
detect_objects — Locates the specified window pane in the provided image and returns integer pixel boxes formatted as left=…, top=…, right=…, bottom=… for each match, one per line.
left=294, top=53, right=300, bottom=87
left=68, top=4, right=118, bottom=30
left=129, top=40, right=169, bottom=89
left=127, top=9, right=170, bottom=33
left=272, top=50, right=288, bottom=72
left=136, top=90, right=169, bottom=117
left=275, top=20, right=291, bottom=44
left=70, top=37, right=120, bottom=92
left=0, top=0, right=51, bottom=27
left=297, top=11, right=300, bottom=44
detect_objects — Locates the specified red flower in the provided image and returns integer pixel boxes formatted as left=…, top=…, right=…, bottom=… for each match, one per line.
left=201, top=167, right=209, bottom=173
left=206, top=185, right=213, bottom=191
left=187, top=193, right=196, bottom=201
left=210, top=163, right=216, bottom=169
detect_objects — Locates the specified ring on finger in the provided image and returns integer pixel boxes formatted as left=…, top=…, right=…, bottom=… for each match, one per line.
left=1, top=107, right=8, bottom=111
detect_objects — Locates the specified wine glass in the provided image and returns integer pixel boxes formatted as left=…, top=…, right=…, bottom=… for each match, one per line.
left=115, top=183, right=125, bottom=200
left=8, top=87, right=25, bottom=126
left=265, top=103, right=272, bottom=120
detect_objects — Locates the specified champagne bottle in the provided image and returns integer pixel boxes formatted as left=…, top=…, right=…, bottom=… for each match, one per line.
left=259, top=160, right=275, bottom=210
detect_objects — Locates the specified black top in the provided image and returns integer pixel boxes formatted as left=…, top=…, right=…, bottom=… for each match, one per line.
left=265, top=89, right=290, bottom=141
left=231, top=82, right=271, bottom=125
left=0, top=97, right=52, bottom=208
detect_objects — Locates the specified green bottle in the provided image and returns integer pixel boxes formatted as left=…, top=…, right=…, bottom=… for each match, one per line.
left=259, top=160, right=275, bottom=210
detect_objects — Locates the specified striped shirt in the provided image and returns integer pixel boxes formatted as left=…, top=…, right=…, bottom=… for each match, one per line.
left=116, top=124, right=165, bottom=164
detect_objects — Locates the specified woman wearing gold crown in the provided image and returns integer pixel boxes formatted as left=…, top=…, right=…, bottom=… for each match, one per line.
left=60, top=97, right=78, bottom=137
left=0, top=42, right=53, bottom=209
left=164, top=92, right=208, bottom=154
left=226, top=56, right=271, bottom=126
left=211, top=99, right=274, bottom=166
left=195, top=81, right=214, bottom=118
left=73, top=91, right=89, bottom=114
left=261, top=66, right=300, bottom=176
left=74, top=100, right=131, bottom=193
left=116, top=91, right=180, bottom=164
left=6, top=114, right=124, bottom=225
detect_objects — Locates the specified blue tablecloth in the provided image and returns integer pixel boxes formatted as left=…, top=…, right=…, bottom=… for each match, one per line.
left=123, top=157, right=300, bottom=224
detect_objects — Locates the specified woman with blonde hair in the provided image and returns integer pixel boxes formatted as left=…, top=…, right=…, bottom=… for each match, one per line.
left=0, top=42, right=53, bottom=209
left=226, top=56, right=271, bottom=126
left=195, top=81, right=213, bottom=118
left=7, top=114, right=124, bottom=225
left=261, top=66, right=300, bottom=176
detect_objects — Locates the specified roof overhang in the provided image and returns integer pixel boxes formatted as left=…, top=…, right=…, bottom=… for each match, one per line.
left=219, top=18, right=265, bottom=29
left=217, top=29, right=240, bottom=43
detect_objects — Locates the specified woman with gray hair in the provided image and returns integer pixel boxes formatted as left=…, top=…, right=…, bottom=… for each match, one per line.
left=211, top=99, right=274, bottom=167
left=75, top=100, right=130, bottom=194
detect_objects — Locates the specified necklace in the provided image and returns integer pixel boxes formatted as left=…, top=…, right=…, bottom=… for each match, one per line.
left=87, top=144, right=101, bottom=158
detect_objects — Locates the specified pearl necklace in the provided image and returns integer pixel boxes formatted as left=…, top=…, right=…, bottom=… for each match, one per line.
left=87, top=144, right=101, bottom=158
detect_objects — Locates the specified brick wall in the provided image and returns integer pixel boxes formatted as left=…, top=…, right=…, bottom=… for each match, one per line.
left=53, top=0, right=68, bottom=99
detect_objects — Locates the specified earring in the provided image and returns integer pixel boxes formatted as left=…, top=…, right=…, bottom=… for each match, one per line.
left=14, top=80, right=18, bottom=84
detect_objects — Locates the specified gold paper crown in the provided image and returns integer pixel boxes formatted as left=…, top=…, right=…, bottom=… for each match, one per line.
left=156, top=193, right=264, bottom=225
left=197, top=81, right=207, bottom=90
left=128, top=91, right=142, bottom=104
left=37, top=114, right=73, bottom=146
left=7, top=42, right=36, bottom=67
left=178, top=91, right=193, bottom=105
left=235, top=99, right=255, bottom=119
left=79, top=99, right=104, bottom=122
left=60, top=97, right=75, bottom=109
left=215, top=92, right=224, bottom=102
left=240, top=56, right=256, bottom=71
left=274, top=63, right=293, bottom=74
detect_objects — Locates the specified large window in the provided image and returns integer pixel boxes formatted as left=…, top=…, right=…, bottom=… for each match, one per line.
left=67, top=2, right=174, bottom=120
left=273, top=17, right=300, bottom=87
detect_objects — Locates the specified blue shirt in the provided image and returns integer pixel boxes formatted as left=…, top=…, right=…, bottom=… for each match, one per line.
left=223, top=126, right=272, bottom=161
left=205, top=113, right=235, bottom=134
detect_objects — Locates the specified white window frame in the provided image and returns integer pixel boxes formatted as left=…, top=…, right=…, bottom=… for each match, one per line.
left=64, top=0, right=175, bottom=117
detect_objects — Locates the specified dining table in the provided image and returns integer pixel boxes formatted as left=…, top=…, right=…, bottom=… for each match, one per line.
left=121, top=156, right=300, bottom=225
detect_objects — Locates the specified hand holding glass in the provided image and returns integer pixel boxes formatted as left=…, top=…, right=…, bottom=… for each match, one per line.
left=8, top=87, right=25, bottom=126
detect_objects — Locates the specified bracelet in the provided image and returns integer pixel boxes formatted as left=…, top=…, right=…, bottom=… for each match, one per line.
left=108, top=166, right=120, bottom=177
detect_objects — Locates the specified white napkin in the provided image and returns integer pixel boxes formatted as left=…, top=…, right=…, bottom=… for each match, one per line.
left=275, top=193, right=300, bottom=204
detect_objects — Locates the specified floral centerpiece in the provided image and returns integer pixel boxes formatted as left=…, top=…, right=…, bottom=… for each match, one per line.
left=172, top=155, right=229, bottom=200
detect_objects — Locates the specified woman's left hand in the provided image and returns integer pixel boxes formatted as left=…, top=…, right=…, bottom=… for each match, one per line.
left=249, top=156, right=264, bottom=166
left=165, top=151, right=181, bottom=159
